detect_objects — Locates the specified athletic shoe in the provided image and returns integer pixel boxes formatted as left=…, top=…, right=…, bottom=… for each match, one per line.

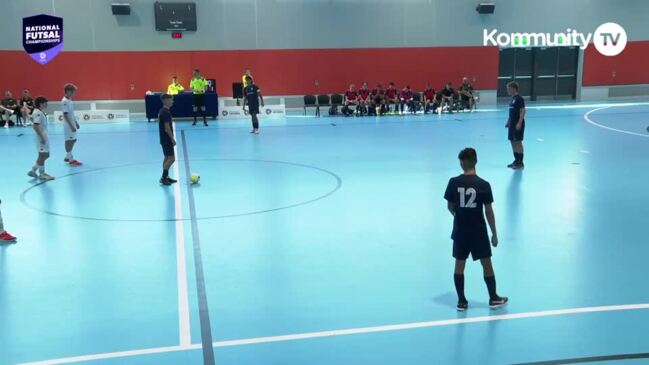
left=507, top=161, right=516, bottom=168
left=167, top=177, right=178, bottom=183
left=69, top=160, right=82, bottom=167
left=489, top=296, right=509, bottom=309
left=204, top=122, right=209, bottom=127
left=160, top=177, right=172, bottom=186
left=39, top=173, right=55, bottom=181
left=192, top=122, right=197, bottom=126
left=456, top=301, right=469, bottom=312
left=250, top=130, right=255, bottom=134
left=512, top=163, right=525, bottom=170
left=27, top=170, right=38, bottom=178
left=64, top=157, right=70, bottom=162
left=0, top=231, right=17, bottom=242
left=254, top=130, right=260, bottom=135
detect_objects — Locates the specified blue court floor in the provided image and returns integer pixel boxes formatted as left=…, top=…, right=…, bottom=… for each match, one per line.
left=1, top=100, right=648, bottom=365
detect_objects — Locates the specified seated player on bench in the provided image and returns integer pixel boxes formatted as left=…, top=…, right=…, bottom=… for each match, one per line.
left=343, top=84, right=358, bottom=116
left=459, top=77, right=475, bottom=111
left=21, top=89, right=34, bottom=125
left=440, top=82, right=456, bottom=114
left=385, top=82, right=399, bottom=114
left=357, top=82, right=371, bottom=116
left=399, top=85, right=415, bottom=115
left=423, top=83, right=439, bottom=114
left=371, top=83, right=386, bottom=116
left=1, top=91, right=22, bottom=127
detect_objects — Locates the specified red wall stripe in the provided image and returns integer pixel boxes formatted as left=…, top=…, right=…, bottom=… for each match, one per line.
left=583, top=40, right=649, bottom=86
left=0, top=47, right=498, bottom=101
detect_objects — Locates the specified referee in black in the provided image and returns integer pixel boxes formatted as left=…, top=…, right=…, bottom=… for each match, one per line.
left=444, top=148, right=507, bottom=311
left=506, top=81, right=526, bottom=169
left=158, top=94, right=177, bottom=186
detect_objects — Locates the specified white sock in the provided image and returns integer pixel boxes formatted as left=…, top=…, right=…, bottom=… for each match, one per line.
left=66, top=152, right=73, bottom=159
left=32, top=165, right=38, bottom=172
left=38, top=165, right=45, bottom=174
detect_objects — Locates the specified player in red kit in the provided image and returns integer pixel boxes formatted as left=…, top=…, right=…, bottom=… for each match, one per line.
left=343, top=84, right=358, bottom=116
left=423, top=83, right=439, bottom=114
left=385, top=82, right=399, bottom=114
left=371, top=84, right=386, bottom=116
left=399, top=85, right=415, bottom=115
left=357, top=82, right=371, bottom=116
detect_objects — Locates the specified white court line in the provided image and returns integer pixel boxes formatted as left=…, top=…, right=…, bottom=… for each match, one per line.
left=584, top=106, right=649, bottom=138
left=173, top=122, right=192, bottom=346
left=18, top=303, right=649, bottom=365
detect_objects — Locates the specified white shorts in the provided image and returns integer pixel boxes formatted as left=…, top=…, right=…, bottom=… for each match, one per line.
left=36, top=138, right=50, bottom=153
left=64, top=125, right=77, bottom=141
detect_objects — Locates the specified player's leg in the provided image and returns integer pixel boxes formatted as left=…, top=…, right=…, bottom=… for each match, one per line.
left=252, top=113, right=260, bottom=134
left=513, top=140, right=524, bottom=168
left=0, top=200, right=17, bottom=242
left=201, top=105, right=208, bottom=126
left=507, top=137, right=517, bottom=168
left=192, top=105, right=198, bottom=126
left=454, top=259, right=468, bottom=310
left=480, top=258, right=508, bottom=308
left=453, top=241, right=470, bottom=310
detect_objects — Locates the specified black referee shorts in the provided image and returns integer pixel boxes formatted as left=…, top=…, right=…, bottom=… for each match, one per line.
left=508, top=125, right=525, bottom=141
left=161, top=139, right=175, bottom=157
left=193, top=93, right=205, bottom=107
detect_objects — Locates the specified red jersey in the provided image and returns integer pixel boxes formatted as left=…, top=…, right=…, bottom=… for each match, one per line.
left=400, top=89, right=413, bottom=100
left=371, top=88, right=384, bottom=96
left=424, top=88, right=436, bottom=101
left=385, top=88, right=398, bottom=99
left=345, top=90, right=358, bottom=100
left=358, top=88, right=371, bottom=99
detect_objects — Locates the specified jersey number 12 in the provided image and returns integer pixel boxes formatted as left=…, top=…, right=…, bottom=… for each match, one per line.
left=458, top=187, right=477, bottom=208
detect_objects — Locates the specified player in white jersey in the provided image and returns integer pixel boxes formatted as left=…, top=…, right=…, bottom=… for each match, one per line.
left=27, top=96, right=54, bottom=181
left=62, top=83, right=82, bottom=166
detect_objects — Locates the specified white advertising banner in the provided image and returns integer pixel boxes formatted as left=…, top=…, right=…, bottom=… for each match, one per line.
left=219, top=104, right=286, bottom=120
left=53, top=110, right=130, bottom=123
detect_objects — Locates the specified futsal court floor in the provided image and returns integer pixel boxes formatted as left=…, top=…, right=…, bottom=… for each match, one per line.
left=1, top=100, right=648, bottom=365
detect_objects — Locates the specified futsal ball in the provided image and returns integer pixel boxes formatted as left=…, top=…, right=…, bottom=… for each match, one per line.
left=191, top=173, right=201, bottom=184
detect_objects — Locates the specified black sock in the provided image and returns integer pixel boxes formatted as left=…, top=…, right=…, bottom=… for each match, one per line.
left=162, top=169, right=169, bottom=179
left=513, top=151, right=518, bottom=162
left=519, top=153, right=524, bottom=163
left=484, top=276, right=497, bottom=300
left=193, top=115, right=197, bottom=123
left=454, top=274, right=467, bottom=302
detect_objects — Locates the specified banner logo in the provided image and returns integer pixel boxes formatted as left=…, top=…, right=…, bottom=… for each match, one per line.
left=483, top=22, right=627, bottom=57
left=23, top=14, right=63, bottom=65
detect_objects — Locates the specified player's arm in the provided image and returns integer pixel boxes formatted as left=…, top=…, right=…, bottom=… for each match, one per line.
left=447, top=201, right=456, bottom=216
left=242, top=91, right=248, bottom=109
left=258, top=90, right=264, bottom=107
left=63, top=111, right=77, bottom=131
left=33, top=120, right=47, bottom=144
left=485, top=203, right=498, bottom=247
left=164, top=120, right=176, bottom=146
left=517, top=108, right=526, bottom=130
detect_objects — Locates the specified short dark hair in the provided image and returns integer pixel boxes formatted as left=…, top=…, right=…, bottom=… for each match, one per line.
left=34, top=96, right=48, bottom=108
left=161, top=93, right=173, bottom=101
left=172, top=75, right=177, bottom=78
left=245, top=75, right=252, bottom=81
left=194, top=69, right=200, bottom=73
left=64, top=83, right=77, bottom=93
left=507, top=81, right=519, bottom=91
left=458, top=148, right=478, bottom=167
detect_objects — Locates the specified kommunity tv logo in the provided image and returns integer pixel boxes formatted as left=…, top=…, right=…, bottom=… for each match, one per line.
left=483, top=22, right=627, bottom=56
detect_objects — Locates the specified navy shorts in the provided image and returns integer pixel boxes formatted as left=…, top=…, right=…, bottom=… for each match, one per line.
left=161, top=139, right=174, bottom=157
left=248, top=103, right=260, bottom=115
left=193, top=93, right=205, bottom=107
left=453, top=235, right=491, bottom=261
left=508, top=124, right=525, bottom=141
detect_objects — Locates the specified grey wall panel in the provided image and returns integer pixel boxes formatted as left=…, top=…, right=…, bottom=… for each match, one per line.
left=1, top=0, right=648, bottom=51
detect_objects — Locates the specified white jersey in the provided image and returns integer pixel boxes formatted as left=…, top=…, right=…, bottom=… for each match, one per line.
left=32, top=108, right=48, bottom=133
left=61, top=96, right=76, bottom=123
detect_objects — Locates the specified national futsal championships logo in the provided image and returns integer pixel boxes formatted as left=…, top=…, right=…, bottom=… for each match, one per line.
left=483, top=22, right=627, bottom=56
left=23, top=14, right=63, bottom=65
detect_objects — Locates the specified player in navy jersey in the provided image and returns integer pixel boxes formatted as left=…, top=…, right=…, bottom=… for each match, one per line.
left=357, top=82, right=371, bottom=116
left=506, top=82, right=526, bottom=169
left=243, top=76, right=264, bottom=134
left=444, top=148, right=508, bottom=311
left=399, top=85, right=415, bottom=115
left=158, top=94, right=177, bottom=186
